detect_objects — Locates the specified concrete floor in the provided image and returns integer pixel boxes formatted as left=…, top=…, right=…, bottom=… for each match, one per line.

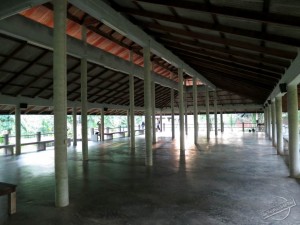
left=1, top=132, right=300, bottom=225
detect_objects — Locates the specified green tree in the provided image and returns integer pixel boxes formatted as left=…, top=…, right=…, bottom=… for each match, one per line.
left=0, top=115, right=15, bottom=134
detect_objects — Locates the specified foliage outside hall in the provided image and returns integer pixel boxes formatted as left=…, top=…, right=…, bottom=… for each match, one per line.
left=0, top=113, right=275, bottom=139
left=0, top=115, right=144, bottom=144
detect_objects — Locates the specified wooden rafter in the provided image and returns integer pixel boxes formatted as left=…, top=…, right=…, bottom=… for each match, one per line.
left=134, top=0, right=300, bottom=28
left=120, top=7, right=300, bottom=49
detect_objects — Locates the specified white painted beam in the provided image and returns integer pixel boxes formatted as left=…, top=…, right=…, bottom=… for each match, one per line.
left=69, top=0, right=216, bottom=89
left=162, top=104, right=263, bottom=114
left=0, top=0, right=50, bottom=20
left=0, top=94, right=262, bottom=114
left=0, top=15, right=178, bottom=90
left=186, top=85, right=214, bottom=93
left=0, top=94, right=146, bottom=111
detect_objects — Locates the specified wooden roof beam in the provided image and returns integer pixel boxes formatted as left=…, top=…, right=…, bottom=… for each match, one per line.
left=157, top=33, right=295, bottom=59
left=121, top=7, right=300, bottom=49
left=135, top=0, right=300, bottom=28
left=175, top=51, right=282, bottom=79
left=162, top=40, right=290, bottom=68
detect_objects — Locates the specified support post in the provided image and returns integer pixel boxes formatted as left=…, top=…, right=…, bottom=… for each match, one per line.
left=127, top=110, right=130, bottom=137
left=152, top=80, right=156, bottom=144
left=267, top=105, right=270, bottom=137
left=81, top=24, right=88, bottom=161
left=53, top=0, right=69, bottom=207
left=193, top=76, right=198, bottom=144
left=220, top=108, right=224, bottom=133
left=101, top=109, right=104, bottom=142
left=4, top=134, right=9, bottom=154
left=160, top=110, right=162, bottom=133
left=271, top=100, right=276, bottom=146
left=171, top=76, right=175, bottom=139
left=129, top=51, right=135, bottom=148
left=184, top=79, right=188, bottom=135
left=275, top=96, right=283, bottom=155
left=72, top=106, right=77, bottom=146
left=178, top=68, right=185, bottom=150
left=268, top=104, right=272, bottom=139
left=144, top=45, right=152, bottom=166
left=37, top=131, right=42, bottom=150
left=15, top=104, right=21, bottom=155
left=264, top=107, right=267, bottom=137
left=287, top=84, right=300, bottom=178
left=205, top=85, right=210, bottom=140
left=214, top=90, right=218, bottom=136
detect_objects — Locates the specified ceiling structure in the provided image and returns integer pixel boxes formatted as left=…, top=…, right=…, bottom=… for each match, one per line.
left=0, top=0, right=299, bottom=115
left=108, top=0, right=300, bottom=102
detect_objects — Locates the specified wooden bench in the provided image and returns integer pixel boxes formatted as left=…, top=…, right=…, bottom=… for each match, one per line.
left=104, top=131, right=126, bottom=140
left=0, top=139, right=71, bottom=155
left=0, top=182, right=17, bottom=215
left=0, top=141, right=53, bottom=154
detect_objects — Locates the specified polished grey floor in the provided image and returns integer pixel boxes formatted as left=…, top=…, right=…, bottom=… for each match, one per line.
left=1, top=132, right=300, bottom=225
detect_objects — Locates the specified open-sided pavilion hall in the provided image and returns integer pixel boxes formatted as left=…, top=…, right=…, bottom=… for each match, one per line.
left=0, top=0, right=300, bottom=224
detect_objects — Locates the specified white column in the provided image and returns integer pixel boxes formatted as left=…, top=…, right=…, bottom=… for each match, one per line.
left=193, top=77, right=198, bottom=144
left=144, top=45, right=152, bottom=166
left=206, top=85, right=210, bottom=139
left=220, top=108, right=224, bottom=133
left=127, top=110, right=130, bottom=137
left=275, top=96, right=283, bottom=155
left=152, top=80, right=156, bottom=144
left=214, top=90, right=218, bottom=136
left=264, top=107, right=267, bottom=137
left=184, top=79, right=188, bottom=135
left=271, top=100, right=276, bottom=146
left=171, top=78, right=175, bottom=139
left=287, top=84, right=300, bottom=178
left=101, top=109, right=104, bottom=142
left=266, top=105, right=270, bottom=137
left=178, top=68, right=185, bottom=150
left=81, top=24, right=88, bottom=161
left=15, top=104, right=21, bottom=155
left=129, top=50, right=135, bottom=148
left=268, top=103, right=272, bottom=139
left=53, top=0, right=69, bottom=207
left=160, top=110, right=163, bottom=132
left=72, top=106, right=77, bottom=146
